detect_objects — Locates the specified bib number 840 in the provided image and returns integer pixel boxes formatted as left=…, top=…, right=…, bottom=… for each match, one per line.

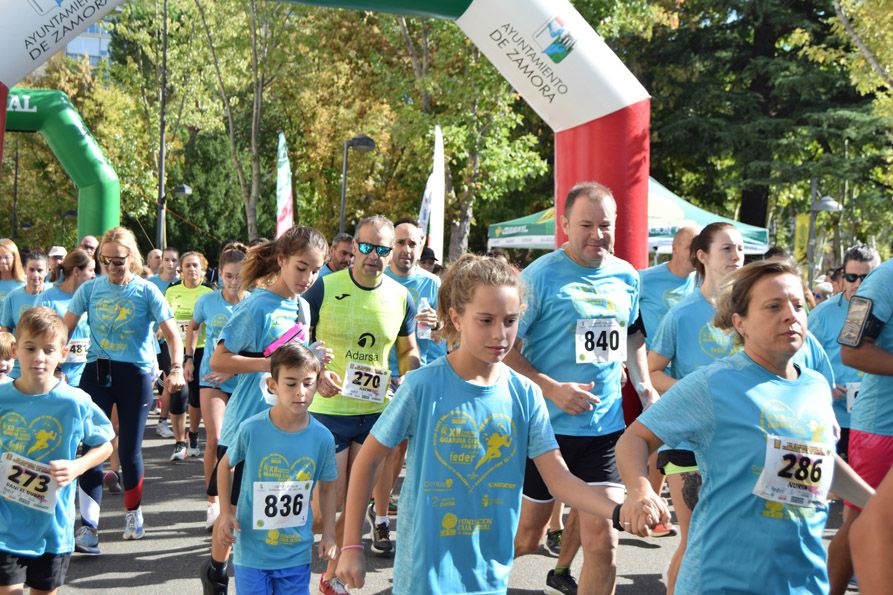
left=583, top=329, right=620, bottom=352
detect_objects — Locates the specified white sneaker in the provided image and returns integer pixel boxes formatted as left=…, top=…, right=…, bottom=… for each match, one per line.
left=205, top=503, right=219, bottom=531
left=187, top=442, right=203, bottom=458
left=156, top=419, right=174, bottom=438
left=170, top=442, right=187, bottom=462
left=123, top=508, right=145, bottom=540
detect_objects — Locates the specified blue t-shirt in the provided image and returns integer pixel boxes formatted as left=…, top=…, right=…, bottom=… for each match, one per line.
left=639, top=352, right=835, bottom=594
left=792, top=332, right=835, bottom=389
left=385, top=266, right=447, bottom=374
left=850, top=259, right=893, bottom=436
left=1, top=285, right=44, bottom=378
left=650, top=290, right=737, bottom=380
left=228, top=411, right=337, bottom=570
left=518, top=250, right=639, bottom=436
left=0, top=380, right=114, bottom=556
left=217, top=289, right=311, bottom=448
left=372, top=357, right=557, bottom=595
left=36, top=286, right=91, bottom=387
left=638, top=262, right=696, bottom=349
left=809, top=295, right=858, bottom=428
left=0, top=280, right=23, bottom=303
left=147, top=274, right=176, bottom=294
left=67, top=276, right=173, bottom=372
left=318, top=263, right=334, bottom=279
left=193, top=290, right=240, bottom=393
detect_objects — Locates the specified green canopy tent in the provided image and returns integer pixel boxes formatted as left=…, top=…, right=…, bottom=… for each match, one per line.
left=488, top=178, right=770, bottom=255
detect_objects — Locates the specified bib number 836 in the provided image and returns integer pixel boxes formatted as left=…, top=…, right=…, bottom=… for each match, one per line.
left=263, top=492, right=304, bottom=518
left=778, top=454, right=822, bottom=483
left=584, top=329, right=620, bottom=352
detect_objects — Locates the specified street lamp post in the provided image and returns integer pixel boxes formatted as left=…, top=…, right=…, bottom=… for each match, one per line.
left=807, top=178, right=843, bottom=287
left=338, top=134, right=376, bottom=234
left=156, top=183, right=192, bottom=249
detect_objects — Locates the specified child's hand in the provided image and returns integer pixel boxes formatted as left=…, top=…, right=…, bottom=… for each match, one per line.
left=318, top=533, right=338, bottom=560
left=215, top=513, right=240, bottom=548
left=336, top=547, right=366, bottom=590
left=202, top=371, right=233, bottom=387
left=49, top=459, right=78, bottom=488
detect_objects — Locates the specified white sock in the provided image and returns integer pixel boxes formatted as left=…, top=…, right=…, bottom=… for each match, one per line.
left=375, top=515, right=389, bottom=527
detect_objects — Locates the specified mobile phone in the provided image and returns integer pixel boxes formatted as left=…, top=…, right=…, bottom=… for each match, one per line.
left=96, top=358, right=112, bottom=388
left=263, top=323, right=307, bottom=357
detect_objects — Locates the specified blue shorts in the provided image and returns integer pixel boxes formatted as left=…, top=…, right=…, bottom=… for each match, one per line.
left=234, top=563, right=310, bottom=595
left=311, top=412, right=381, bottom=453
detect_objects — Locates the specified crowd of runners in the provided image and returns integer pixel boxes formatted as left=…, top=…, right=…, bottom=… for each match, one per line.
left=0, top=180, right=892, bottom=595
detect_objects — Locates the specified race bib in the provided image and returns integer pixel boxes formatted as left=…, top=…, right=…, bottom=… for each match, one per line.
left=252, top=480, right=311, bottom=530
left=846, top=382, right=861, bottom=413
left=342, top=361, right=390, bottom=403
left=575, top=319, right=627, bottom=364
left=752, top=435, right=834, bottom=508
left=176, top=319, right=191, bottom=341
left=66, top=338, right=90, bottom=364
left=0, top=452, right=58, bottom=514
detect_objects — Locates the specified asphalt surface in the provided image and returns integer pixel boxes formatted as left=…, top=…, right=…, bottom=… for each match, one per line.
left=62, top=412, right=856, bottom=594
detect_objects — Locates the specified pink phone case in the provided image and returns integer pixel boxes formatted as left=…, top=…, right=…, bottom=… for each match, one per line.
left=263, top=323, right=307, bottom=357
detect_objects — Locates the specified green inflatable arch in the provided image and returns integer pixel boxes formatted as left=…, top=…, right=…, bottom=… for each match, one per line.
left=5, top=88, right=120, bottom=239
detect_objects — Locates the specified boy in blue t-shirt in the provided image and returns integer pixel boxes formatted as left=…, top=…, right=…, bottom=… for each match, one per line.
left=213, top=342, right=337, bottom=595
left=0, top=307, right=113, bottom=593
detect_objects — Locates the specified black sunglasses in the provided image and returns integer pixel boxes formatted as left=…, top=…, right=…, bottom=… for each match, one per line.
left=844, top=273, right=868, bottom=283
left=99, top=255, right=128, bottom=267
left=357, top=242, right=393, bottom=257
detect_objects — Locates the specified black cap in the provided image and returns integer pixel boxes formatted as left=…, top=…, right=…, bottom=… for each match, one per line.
left=420, top=247, right=438, bottom=262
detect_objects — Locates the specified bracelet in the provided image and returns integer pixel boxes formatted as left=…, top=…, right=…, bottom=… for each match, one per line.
left=341, top=544, right=364, bottom=552
left=184, top=354, right=194, bottom=361
left=169, top=364, right=184, bottom=371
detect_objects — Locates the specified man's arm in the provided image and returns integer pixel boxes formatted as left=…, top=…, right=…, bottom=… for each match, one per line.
left=395, top=334, right=420, bottom=377
left=841, top=341, right=893, bottom=376
left=503, top=342, right=599, bottom=416
left=626, top=330, right=658, bottom=409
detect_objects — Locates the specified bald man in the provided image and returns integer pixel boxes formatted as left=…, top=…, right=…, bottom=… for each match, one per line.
left=146, top=249, right=163, bottom=275
left=638, top=226, right=698, bottom=348
left=79, top=235, right=99, bottom=257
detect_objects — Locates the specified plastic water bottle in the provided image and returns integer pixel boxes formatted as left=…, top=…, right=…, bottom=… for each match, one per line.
left=417, top=297, right=432, bottom=340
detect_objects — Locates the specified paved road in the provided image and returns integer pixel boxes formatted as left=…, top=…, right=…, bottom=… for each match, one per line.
left=63, top=413, right=856, bottom=594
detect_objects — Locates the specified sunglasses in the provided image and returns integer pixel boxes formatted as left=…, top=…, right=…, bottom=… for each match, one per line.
left=99, top=255, right=128, bottom=267
left=844, top=273, right=868, bottom=283
left=357, top=242, right=393, bottom=257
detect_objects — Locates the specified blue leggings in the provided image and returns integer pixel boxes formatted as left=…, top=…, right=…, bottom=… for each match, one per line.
left=79, top=360, right=154, bottom=520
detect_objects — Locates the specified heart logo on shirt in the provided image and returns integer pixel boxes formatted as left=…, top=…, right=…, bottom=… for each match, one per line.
left=432, top=410, right=517, bottom=492
left=256, top=453, right=316, bottom=482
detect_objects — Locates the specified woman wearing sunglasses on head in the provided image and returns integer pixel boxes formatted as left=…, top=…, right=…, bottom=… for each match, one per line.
left=63, top=227, right=185, bottom=554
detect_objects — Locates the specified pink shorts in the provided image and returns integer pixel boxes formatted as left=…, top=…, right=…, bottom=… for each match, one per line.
left=846, top=429, right=893, bottom=510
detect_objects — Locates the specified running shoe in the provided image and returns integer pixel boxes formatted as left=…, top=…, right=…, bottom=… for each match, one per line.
left=545, top=568, right=578, bottom=595
left=366, top=502, right=376, bottom=527
left=156, top=419, right=174, bottom=438
left=200, top=558, right=229, bottom=595
left=388, top=495, right=398, bottom=515
left=187, top=441, right=203, bottom=458
left=123, top=508, right=145, bottom=540
left=318, top=576, right=350, bottom=595
left=545, top=528, right=563, bottom=556
left=103, top=470, right=122, bottom=494
left=74, top=526, right=100, bottom=555
left=205, top=503, right=220, bottom=531
left=170, top=441, right=188, bottom=462
left=370, top=520, right=393, bottom=556
left=651, top=521, right=677, bottom=538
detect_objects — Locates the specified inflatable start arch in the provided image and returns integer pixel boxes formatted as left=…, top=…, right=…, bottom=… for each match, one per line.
left=1, top=0, right=649, bottom=267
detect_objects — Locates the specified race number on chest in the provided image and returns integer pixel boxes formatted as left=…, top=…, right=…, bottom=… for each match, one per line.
left=0, top=452, right=57, bottom=514
left=342, top=361, right=390, bottom=403
left=752, top=435, right=834, bottom=508
left=252, top=480, right=312, bottom=530
left=575, top=319, right=627, bottom=364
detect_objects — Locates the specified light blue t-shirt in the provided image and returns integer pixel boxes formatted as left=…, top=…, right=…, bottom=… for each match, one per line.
left=0, top=380, right=114, bottom=556
left=639, top=351, right=835, bottom=594
left=850, top=259, right=893, bottom=436
left=519, top=250, right=639, bottom=436
left=217, top=289, right=311, bottom=448
left=385, top=266, right=447, bottom=374
left=228, top=411, right=337, bottom=570
left=1, top=285, right=44, bottom=378
left=193, top=290, right=240, bottom=393
left=651, top=290, right=736, bottom=380
left=638, top=262, right=696, bottom=349
left=147, top=274, right=176, bottom=295
left=67, top=276, right=173, bottom=372
left=792, top=332, right=835, bottom=389
left=36, top=286, right=90, bottom=387
left=372, top=357, right=558, bottom=595
left=809, top=294, right=859, bottom=428
left=318, top=263, right=334, bottom=279
left=0, top=280, right=23, bottom=302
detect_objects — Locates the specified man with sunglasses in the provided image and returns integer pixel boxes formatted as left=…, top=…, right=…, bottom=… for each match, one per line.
left=826, top=246, right=889, bottom=595
left=304, top=215, right=420, bottom=592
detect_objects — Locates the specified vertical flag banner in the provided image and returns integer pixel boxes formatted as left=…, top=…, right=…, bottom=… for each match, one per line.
left=276, top=132, right=294, bottom=238
left=794, top=213, right=810, bottom=263
left=418, top=125, right=445, bottom=261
